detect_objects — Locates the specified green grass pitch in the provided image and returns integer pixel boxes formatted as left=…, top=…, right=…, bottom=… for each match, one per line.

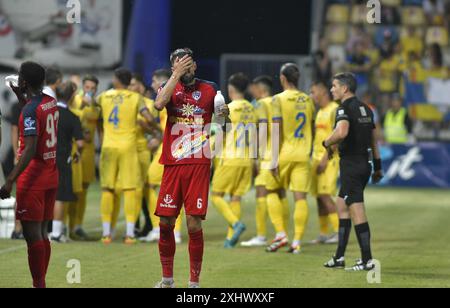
left=1, top=184, right=450, bottom=288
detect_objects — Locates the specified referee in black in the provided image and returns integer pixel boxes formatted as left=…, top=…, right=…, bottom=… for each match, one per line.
left=322, top=73, right=383, bottom=271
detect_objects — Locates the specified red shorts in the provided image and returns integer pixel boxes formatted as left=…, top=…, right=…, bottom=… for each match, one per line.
left=16, top=189, right=57, bottom=222
left=156, top=164, right=211, bottom=219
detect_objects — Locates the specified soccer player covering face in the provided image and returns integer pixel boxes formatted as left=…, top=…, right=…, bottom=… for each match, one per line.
left=309, top=81, right=340, bottom=245
left=153, top=48, right=229, bottom=288
left=323, top=73, right=383, bottom=271
left=0, top=62, right=59, bottom=288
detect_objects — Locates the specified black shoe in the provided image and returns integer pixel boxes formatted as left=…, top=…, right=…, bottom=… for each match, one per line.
left=74, top=228, right=89, bottom=241
left=11, top=231, right=24, bottom=240
left=345, top=259, right=376, bottom=272
left=324, top=256, right=346, bottom=269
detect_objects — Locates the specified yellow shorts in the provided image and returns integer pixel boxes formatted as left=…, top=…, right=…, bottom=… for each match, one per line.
left=310, top=159, right=339, bottom=197
left=72, top=159, right=83, bottom=194
left=266, top=161, right=311, bottom=193
left=148, top=152, right=164, bottom=186
left=255, top=168, right=272, bottom=187
left=100, top=146, right=139, bottom=190
left=138, top=149, right=151, bottom=185
left=81, top=144, right=96, bottom=184
left=212, top=165, right=252, bottom=196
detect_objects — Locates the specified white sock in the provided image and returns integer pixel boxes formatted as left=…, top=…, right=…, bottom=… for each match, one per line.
left=257, top=236, right=267, bottom=241
left=52, top=221, right=63, bottom=237
left=276, top=232, right=287, bottom=239
left=126, top=223, right=135, bottom=238
left=163, top=277, right=174, bottom=284
left=152, top=228, right=160, bottom=235
left=292, top=240, right=301, bottom=247
left=103, top=223, right=111, bottom=237
left=174, top=231, right=181, bottom=238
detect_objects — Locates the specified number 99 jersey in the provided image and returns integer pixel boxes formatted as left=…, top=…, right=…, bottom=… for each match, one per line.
left=17, top=94, right=59, bottom=191
left=272, top=90, right=315, bottom=163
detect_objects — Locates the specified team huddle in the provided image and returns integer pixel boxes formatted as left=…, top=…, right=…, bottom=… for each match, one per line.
left=0, top=47, right=383, bottom=288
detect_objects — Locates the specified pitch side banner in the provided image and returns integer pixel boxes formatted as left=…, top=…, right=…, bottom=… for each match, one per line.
left=0, top=0, right=122, bottom=69
left=380, top=143, right=450, bottom=188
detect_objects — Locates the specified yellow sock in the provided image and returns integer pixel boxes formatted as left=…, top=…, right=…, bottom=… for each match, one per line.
left=175, top=208, right=184, bottom=233
left=281, top=198, right=290, bottom=231
left=111, top=190, right=121, bottom=230
left=212, top=195, right=239, bottom=227
left=74, top=190, right=87, bottom=228
left=135, top=187, right=144, bottom=221
left=227, top=201, right=241, bottom=240
left=319, top=216, right=330, bottom=236
left=329, top=213, right=339, bottom=233
left=267, top=193, right=285, bottom=234
left=148, top=187, right=160, bottom=228
left=101, top=191, right=114, bottom=224
left=123, top=190, right=137, bottom=224
left=256, top=197, right=267, bottom=237
left=294, top=200, right=309, bottom=242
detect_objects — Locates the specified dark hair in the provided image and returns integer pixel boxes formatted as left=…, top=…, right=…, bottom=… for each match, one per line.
left=45, top=66, right=62, bottom=86
left=281, top=63, right=300, bottom=85
left=333, top=72, right=357, bottom=94
left=252, top=75, right=273, bottom=93
left=153, top=69, right=172, bottom=80
left=228, top=73, right=250, bottom=94
left=170, top=48, right=194, bottom=65
left=114, top=68, right=132, bottom=87
left=19, top=61, right=46, bottom=90
left=82, top=74, right=99, bottom=86
left=56, top=81, right=77, bottom=102
left=312, top=80, right=332, bottom=99
left=132, top=73, right=145, bottom=85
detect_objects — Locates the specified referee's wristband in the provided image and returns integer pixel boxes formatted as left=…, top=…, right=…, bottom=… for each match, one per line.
left=373, top=159, right=382, bottom=172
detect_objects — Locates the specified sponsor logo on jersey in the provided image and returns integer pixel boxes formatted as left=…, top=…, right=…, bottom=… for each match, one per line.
left=172, top=131, right=209, bottom=161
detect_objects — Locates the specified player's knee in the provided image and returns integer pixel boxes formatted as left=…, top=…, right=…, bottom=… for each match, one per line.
left=160, top=216, right=176, bottom=227
left=186, top=216, right=202, bottom=233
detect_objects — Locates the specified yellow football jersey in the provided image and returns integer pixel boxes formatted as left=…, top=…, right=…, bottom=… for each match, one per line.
left=313, top=101, right=339, bottom=161
left=222, top=99, right=259, bottom=167
left=154, top=108, right=168, bottom=156
left=72, top=94, right=101, bottom=145
left=97, top=89, right=147, bottom=148
left=136, top=97, right=158, bottom=152
left=272, top=89, right=315, bottom=162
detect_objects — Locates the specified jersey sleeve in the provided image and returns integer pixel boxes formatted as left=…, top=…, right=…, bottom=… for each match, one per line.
left=335, top=105, right=350, bottom=124
left=22, top=103, right=39, bottom=137
left=138, top=95, right=149, bottom=114
left=255, top=101, right=268, bottom=123
left=271, top=95, right=282, bottom=121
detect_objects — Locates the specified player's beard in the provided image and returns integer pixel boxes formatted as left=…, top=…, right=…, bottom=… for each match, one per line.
left=181, top=73, right=195, bottom=85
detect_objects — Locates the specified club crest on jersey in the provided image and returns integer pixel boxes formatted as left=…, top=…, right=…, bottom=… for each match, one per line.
left=192, top=91, right=202, bottom=101
left=24, top=117, right=36, bottom=130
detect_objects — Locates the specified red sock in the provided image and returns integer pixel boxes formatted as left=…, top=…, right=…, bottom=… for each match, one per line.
left=27, top=240, right=46, bottom=288
left=159, top=223, right=176, bottom=279
left=44, top=239, right=51, bottom=275
left=189, top=229, right=204, bottom=284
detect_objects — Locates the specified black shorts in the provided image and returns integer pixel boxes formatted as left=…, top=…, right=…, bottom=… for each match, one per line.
left=339, top=157, right=372, bottom=206
left=56, top=159, right=77, bottom=202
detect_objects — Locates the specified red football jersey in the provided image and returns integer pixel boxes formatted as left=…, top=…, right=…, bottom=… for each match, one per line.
left=160, top=79, right=218, bottom=166
left=17, top=94, right=59, bottom=190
